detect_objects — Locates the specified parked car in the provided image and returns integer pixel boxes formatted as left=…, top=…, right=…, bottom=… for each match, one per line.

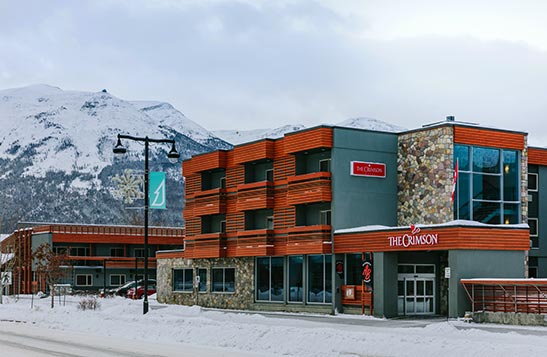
left=126, top=285, right=156, bottom=299
left=109, top=279, right=157, bottom=296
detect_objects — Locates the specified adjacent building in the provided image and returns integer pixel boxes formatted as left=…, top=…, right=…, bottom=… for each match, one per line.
left=157, top=118, right=542, bottom=318
left=2, top=223, right=184, bottom=294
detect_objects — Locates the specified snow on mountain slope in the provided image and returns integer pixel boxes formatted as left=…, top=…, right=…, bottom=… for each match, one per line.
left=0, top=84, right=229, bottom=178
left=213, top=118, right=406, bottom=145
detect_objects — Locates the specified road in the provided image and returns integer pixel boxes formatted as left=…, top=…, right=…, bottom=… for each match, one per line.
left=0, top=321, right=272, bottom=357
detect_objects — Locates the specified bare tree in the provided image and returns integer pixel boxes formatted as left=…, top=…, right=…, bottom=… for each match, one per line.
left=0, top=237, right=17, bottom=304
left=32, top=243, right=70, bottom=308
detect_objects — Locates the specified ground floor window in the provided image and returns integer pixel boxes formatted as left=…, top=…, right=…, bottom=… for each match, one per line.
left=75, top=274, right=92, bottom=286
left=308, top=254, right=332, bottom=303
left=197, top=268, right=207, bottom=292
left=109, top=274, right=126, bottom=286
left=256, top=257, right=284, bottom=301
left=212, top=267, right=235, bottom=293
left=288, top=256, right=303, bottom=302
left=173, top=269, right=193, bottom=292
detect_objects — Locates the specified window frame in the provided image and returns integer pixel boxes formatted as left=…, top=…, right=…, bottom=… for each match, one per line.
left=109, top=274, right=126, bottom=287
left=110, top=247, right=124, bottom=257
left=528, top=173, right=538, bottom=192
left=75, top=274, right=93, bottom=286
left=212, top=267, right=236, bottom=294
left=173, top=268, right=194, bottom=292
left=319, top=159, right=331, bottom=172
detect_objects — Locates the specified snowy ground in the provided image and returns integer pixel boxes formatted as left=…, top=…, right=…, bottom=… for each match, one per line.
left=1, top=294, right=547, bottom=357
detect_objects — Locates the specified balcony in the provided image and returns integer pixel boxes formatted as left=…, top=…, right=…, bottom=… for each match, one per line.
left=286, top=225, right=332, bottom=255
left=287, top=172, right=331, bottom=205
left=236, top=181, right=274, bottom=211
left=184, top=233, right=226, bottom=259
left=235, top=229, right=275, bottom=257
left=192, top=188, right=227, bottom=216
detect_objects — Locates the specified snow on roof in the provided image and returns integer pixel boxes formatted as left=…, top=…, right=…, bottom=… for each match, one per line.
left=0, top=234, right=9, bottom=242
left=335, top=220, right=529, bottom=234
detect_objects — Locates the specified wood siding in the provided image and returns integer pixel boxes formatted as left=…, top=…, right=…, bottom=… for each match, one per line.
left=454, top=126, right=525, bottom=150
left=528, top=147, right=547, bottom=165
left=284, top=127, right=333, bottom=154
left=334, top=226, right=529, bottom=253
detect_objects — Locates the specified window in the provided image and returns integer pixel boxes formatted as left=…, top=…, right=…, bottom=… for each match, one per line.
left=134, top=248, right=151, bottom=258
left=288, top=256, right=303, bottom=302
left=75, top=274, right=92, bottom=286
left=54, top=246, right=68, bottom=255
left=70, top=247, right=89, bottom=256
left=454, top=145, right=520, bottom=224
left=197, top=268, right=207, bottom=292
left=320, top=210, right=331, bottom=225
left=201, top=169, right=226, bottom=190
left=529, top=257, right=538, bottom=278
left=266, top=169, right=274, bottom=182
left=219, top=176, right=226, bottom=189
left=256, top=257, right=284, bottom=302
left=345, top=253, right=363, bottom=285
left=266, top=216, right=274, bottom=230
left=307, top=255, right=332, bottom=304
left=201, top=214, right=226, bottom=234
left=319, top=159, right=331, bottom=172
left=110, top=248, right=124, bottom=257
left=529, top=218, right=538, bottom=237
left=528, top=173, right=538, bottom=192
left=173, top=269, right=194, bottom=292
left=110, top=274, right=126, bottom=286
left=245, top=209, right=273, bottom=230
left=212, top=267, right=235, bottom=293
left=220, top=220, right=227, bottom=233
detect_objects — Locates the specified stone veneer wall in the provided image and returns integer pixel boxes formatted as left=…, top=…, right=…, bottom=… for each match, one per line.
left=157, top=256, right=254, bottom=310
left=397, top=126, right=454, bottom=225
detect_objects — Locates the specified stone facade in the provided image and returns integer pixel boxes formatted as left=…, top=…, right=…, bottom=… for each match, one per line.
left=157, top=256, right=254, bottom=310
left=398, top=126, right=454, bottom=225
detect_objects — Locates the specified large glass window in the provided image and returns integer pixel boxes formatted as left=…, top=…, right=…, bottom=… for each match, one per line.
left=256, top=257, right=284, bottom=302
left=288, top=256, right=303, bottom=302
left=173, top=269, right=193, bottom=292
left=454, top=145, right=520, bottom=224
left=345, top=253, right=362, bottom=285
left=197, top=268, right=207, bottom=292
left=307, top=254, right=332, bottom=304
left=212, top=267, right=235, bottom=293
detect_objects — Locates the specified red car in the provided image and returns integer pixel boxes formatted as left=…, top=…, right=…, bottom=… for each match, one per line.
left=126, top=285, right=156, bottom=299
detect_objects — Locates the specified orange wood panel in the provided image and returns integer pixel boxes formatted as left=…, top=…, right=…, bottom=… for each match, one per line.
left=454, top=126, right=525, bottom=150
left=193, top=189, right=227, bottom=216
left=286, top=225, right=332, bottom=255
left=52, top=233, right=183, bottom=245
left=236, top=182, right=274, bottom=211
left=284, top=127, right=333, bottom=154
left=233, top=140, right=276, bottom=164
left=334, top=226, right=529, bottom=253
left=286, top=172, right=332, bottom=205
left=528, top=147, right=547, bottom=165
left=183, top=150, right=228, bottom=176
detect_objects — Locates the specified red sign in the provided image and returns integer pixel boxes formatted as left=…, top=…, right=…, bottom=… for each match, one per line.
left=362, top=262, right=372, bottom=283
left=350, top=161, right=386, bottom=178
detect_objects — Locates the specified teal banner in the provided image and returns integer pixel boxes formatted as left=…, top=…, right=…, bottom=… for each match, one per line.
left=149, top=172, right=166, bottom=209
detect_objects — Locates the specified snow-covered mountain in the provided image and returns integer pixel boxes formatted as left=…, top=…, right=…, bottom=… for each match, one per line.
left=213, top=117, right=406, bottom=145
left=0, top=84, right=231, bottom=232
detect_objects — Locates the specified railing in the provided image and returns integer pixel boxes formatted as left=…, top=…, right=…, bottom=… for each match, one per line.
left=461, top=279, right=547, bottom=314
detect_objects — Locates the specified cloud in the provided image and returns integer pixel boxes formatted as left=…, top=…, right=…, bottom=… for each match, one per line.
left=1, top=0, right=546, bottom=145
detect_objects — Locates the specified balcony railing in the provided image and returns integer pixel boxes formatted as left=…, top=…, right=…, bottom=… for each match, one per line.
left=287, top=172, right=331, bottom=205
left=236, top=181, right=274, bottom=211
left=286, top=225, right=332, bottom=255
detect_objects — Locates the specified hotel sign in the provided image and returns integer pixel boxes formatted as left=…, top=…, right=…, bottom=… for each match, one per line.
left=350, top=161, right=386, bottom=178
left=388, top=225, right=439, bottom=248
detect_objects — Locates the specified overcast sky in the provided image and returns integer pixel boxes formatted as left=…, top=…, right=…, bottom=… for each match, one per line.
left=1, top=0, right=546, bottom=146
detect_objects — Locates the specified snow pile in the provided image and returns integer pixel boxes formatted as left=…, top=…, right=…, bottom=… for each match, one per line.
left=1, top=295, right=547, bottom=356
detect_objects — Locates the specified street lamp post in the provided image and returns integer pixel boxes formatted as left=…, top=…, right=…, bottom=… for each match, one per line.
left=113, top=134, right=179, bottom=314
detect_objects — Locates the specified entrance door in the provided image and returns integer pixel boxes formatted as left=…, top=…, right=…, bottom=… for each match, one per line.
left=398, top=264, right=435, bottom=315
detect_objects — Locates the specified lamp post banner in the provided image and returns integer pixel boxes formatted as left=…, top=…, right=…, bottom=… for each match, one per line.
left=149, top=172, right=166, bottom=209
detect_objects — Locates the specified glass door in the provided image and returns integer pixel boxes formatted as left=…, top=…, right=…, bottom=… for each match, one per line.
left=398, top=264, right=436, bottom=315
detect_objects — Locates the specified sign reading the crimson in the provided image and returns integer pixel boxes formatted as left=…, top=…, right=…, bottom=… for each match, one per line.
left=350, top=161, right=386, bottom=178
